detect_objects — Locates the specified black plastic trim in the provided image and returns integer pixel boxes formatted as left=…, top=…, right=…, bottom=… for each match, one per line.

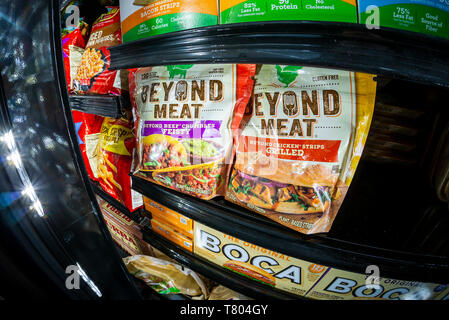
left=132, top=175, right=449, bottom=284
left=90, top=182, right=193, bottom=300
left=69, top=94, right=129, bottom=119
left=50, top=0, right=142, bottom=299
left=143, top=228, right=303, bottom=300
left=90, top=180, right=143, bottom=224
left=110, top=21, right=449, bottom=88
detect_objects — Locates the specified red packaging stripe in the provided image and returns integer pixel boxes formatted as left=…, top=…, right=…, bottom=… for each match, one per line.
left=238, top=136, right=341, bottom=162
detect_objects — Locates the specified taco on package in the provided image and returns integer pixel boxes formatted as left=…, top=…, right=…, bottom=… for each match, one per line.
left=226, top=65, right=377, bottom=234
left=129, top=64, right=256, bottom=200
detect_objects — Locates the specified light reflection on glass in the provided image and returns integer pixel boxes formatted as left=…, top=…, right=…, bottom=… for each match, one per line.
left=6, top=150, right=22, bottom=168
left=1, top=130, right=45, bottom=217
left=76, top=263, right=102, bottom=298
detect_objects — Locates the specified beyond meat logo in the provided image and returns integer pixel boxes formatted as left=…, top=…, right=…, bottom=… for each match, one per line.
left=275, top=65, right=302, bottom=87
left=166, top=65, right=194, bottom=79
left=251, top=88, right=341, bottom=138
left=140, top=78, right=224, bottom=120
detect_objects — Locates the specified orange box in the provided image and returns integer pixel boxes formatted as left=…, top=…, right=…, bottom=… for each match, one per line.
left=151, top=218, right=193, bottom=253
left=144, top=197, right=193, bottom=238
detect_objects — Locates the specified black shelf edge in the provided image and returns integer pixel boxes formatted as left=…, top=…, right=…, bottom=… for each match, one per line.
left=91, top=182, right=192, bottom=300
left=90, top=180, right=143, bottom=224
left=132, top=175, right=449, bottom=284
left=143, top=228, right=303, bottom=300
left=69, top=94, right=129, bottom=118
left=109, top=21, right=449, bottom=88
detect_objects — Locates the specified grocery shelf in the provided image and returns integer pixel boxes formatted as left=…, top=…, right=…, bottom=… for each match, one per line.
left=69, top=94, right=129, bottom=118
left=132, top=175, right=449, bottom=284
left=142, top=228, right=301, bottom=300
left=109, top=21, right=449, bottom=88
left=90, top=180, right=144, bottom=224
left=91, top=181, right=190, bottom=300
left=92, top=180, right=295, bottom=299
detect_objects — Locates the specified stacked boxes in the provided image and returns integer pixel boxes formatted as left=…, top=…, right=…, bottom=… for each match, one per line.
left=143, top=197, right=194, bottom=252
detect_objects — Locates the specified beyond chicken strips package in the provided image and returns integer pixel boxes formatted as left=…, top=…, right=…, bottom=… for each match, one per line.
left=129, top=64, right=256, bottom=199
left=226, top=65, right=377, bottom=234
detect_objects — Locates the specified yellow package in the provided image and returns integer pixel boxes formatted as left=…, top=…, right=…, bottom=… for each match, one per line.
left=123, top=254, right=208, bottom=298
left=144, top=196, right=194, bottom=238
left=226, top=65, right=377, bottom=234
left=151, top=218, right=194, bottom=252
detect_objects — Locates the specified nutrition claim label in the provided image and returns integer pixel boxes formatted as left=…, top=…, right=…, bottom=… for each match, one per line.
left=220, top=0, right=357, bottom=23
left=359, top=0, right=449, bottom=39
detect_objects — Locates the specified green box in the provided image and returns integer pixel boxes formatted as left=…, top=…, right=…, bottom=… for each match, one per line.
left=220, top=0, right=358, bottom=24
left=359, top=0, right=449, bottom=39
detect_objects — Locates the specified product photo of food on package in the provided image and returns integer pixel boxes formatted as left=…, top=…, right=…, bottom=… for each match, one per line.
left=226, top=64, right=377, bottom=234
left=97, top=116, right=143, bottom=212
left=129, top=64, right=256, bottom=200
left=72, top=6, right=127, bottom=95
left=61, top=0, right=89, bottom=93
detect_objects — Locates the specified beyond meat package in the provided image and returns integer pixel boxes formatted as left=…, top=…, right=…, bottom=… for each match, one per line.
left=226, top=65, right=377, bottom=234
left=120, top=0, right=218, bottom=42
left=130, top=64, right=256, bottom=199
left=73, top=7, right=127, bottom=95
left=98, top=117, right=143, bottom=212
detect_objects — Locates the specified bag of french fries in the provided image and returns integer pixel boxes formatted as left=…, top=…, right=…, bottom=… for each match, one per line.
left=97, top=116, right=143, bottom=212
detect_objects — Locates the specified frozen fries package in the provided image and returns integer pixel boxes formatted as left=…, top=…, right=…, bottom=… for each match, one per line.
left=123, top=254, right=208, bottom=298
left=97, top=117, right=143, bottom=212
left=129, top=64, right=256, bottom=199
left=226, top=65, right=377, bottom=234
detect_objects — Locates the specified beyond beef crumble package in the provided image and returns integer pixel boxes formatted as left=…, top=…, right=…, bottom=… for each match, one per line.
left=226, top=65, right=377, bottom=234
left=129, top=64, right=256, bottom=199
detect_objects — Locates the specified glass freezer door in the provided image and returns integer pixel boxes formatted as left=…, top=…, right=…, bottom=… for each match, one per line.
left=0, top=0, right=141, bottom=299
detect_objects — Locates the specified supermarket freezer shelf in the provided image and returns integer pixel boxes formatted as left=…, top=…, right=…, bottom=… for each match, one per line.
left=109, top=21, right=449, bottom=88
left=90, top=180, right=144, bottom=225
left=91, top=182, right=189, bottom=300
left=69, top=94, right=129, bottom=119
left=131, top=175, right=449, bottom=284
left=142, top=228, right=302, bottom=300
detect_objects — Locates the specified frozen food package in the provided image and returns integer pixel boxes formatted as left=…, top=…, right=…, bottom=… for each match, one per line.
left=120, top=0, right=218, bottom=42
left=97, top=196, right=154, bottom=256
left=72, top=7, right=127, bottom=95
left=97, top=117, right=143, bottom=212
left=123, top=254, right=208, bottom=298
left=208, top=285, right=251, bottom=300
left=61, top=1, right=89, bottom=92
left=129, top=64, right=256, bottom=199
left=226, top=65, right=377, bottom=234
left=82, top=112, right=105, bottom=181
left=72, top=110, right=96, bottom=179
